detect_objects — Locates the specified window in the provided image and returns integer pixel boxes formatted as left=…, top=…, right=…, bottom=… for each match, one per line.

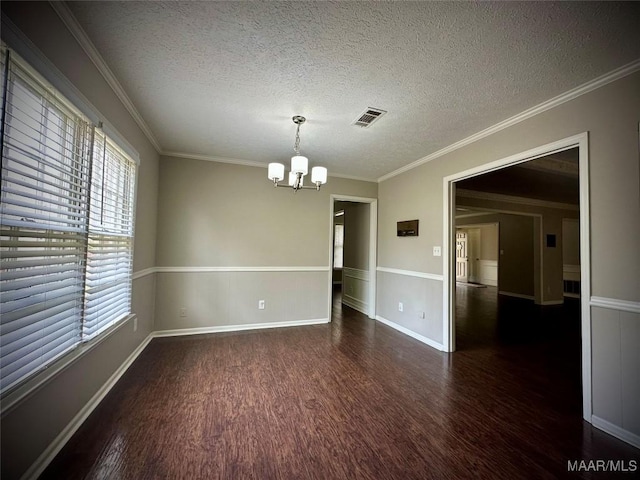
left=0, top=47, right=136, bottom=393
left=333, top=223, right=344, bottom=269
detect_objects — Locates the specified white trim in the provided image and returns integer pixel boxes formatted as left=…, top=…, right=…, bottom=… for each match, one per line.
left=590, top=297, right=640, bottom=314
left=375, top=316, right=445, bottom=352
left=132, top=267, right=156, bottom=280
left=591, top=416, right=640, bottom=449
left=456, top=189, right=578, bottom=211
left=377, top=266, right=444, bottom=282
left=342, top=294, right=368, bottom=315
left=443, top=132, right=592, bottom=421
left=153, top=318, right=329, bottom=338
left=162, top=151, right=265, bottom=169
left=20, top=333, right=154, bottom=480
left=329, top=195, right=378, bottom=320
left=577, top=133, right=592, bottom=421
left=49, top=1, right=162, bottom=153
left=162, top=151, right=377, bottom=182
left=343, top=267, right=370, bottom=281
left=155, top=266, right=330, bottom=273
left=498, top=291, right=535, bottom=301
left=377, top=60, right=640, bottom=182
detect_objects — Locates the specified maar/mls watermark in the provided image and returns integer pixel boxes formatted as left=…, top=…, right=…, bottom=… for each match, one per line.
left=567, top=459, right=637, bottom=473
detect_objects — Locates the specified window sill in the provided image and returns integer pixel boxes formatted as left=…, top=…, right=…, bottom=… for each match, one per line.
left=1, top=313, right=136, bottom=415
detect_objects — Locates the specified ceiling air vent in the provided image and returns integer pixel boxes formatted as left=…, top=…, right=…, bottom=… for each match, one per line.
left=353, top=107, right=387, bottom=128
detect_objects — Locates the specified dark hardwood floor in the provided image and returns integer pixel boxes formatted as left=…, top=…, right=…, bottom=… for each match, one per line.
left=41, top=286, right=639, bottom=479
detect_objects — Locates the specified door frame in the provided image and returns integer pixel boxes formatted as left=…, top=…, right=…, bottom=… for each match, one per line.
left=442, top=132, right=591, bottom=421
left=329, top=195, right=378, bottom=319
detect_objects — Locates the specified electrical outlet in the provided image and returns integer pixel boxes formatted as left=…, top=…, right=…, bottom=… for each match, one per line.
left=258, top=300, right=265, bottom=310
left=133, top=317, right=138, bottom=332
left=433, top=246, right=442, bottom=257
left=398, top=302, right=404, bottom=312
left=179, top=307, right=187, bottom=318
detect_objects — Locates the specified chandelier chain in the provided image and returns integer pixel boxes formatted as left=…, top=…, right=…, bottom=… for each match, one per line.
left=294, top=123, right=301, bottom=155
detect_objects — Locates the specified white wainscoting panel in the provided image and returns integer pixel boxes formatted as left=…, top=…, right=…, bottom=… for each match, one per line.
left=478, top=260, right=498, bottom=286
left=342, top=267, right=370, bottom=315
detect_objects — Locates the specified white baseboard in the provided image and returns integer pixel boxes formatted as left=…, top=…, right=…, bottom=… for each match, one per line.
left=21, top=333, right=154, bottom=480
left=153, top=318, right=330, bottom=338
left=498, top=291, right=535, bottom=301
left=591, top=415, right=640, bottom=449
left=342, top=294, right=368, bottom=315
left=375, top=315, right=445, bottom=352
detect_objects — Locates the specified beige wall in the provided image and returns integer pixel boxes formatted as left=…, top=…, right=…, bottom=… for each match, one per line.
left=499, top=214, right=535, bottom=297
left=480, top=224, right=499, bottom=261
left=378, top=70, right=640, bottom=438
left=155, top=156, right=377, bottom=331
left=344, top=202, right=370, bottom=271
left=563, top=219, right=581, bottom=266
left=0, top=3, right=159, bottom=479
left=457, top=196, right=579, bottom=303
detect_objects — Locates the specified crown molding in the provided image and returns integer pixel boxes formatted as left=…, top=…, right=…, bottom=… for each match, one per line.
left=160, top=150, right=377, bottom=182
left=456, top=188, right=578, bottom=211
left=49, top=1, right=162, bottom=153
left=161, top=151, right=266, bottom=169
left=377, top=58, right=640, bottom=183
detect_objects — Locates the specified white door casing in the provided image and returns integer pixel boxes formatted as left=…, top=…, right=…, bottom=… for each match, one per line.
left=442, top=132, right=591, bottom=422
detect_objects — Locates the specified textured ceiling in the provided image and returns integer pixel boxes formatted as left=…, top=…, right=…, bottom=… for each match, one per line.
left=67, top=1, right=640, bottom=181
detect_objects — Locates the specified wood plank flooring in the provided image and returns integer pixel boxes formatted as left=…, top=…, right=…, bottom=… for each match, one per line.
left=41, top=287, right=639, bottom=479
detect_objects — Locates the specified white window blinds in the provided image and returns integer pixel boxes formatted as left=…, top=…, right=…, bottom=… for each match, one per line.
left=333, top=223, right=344, bottom=269
left=83, top=130, right=135, bottom=340
left=0, top=47, right=137, bottom=393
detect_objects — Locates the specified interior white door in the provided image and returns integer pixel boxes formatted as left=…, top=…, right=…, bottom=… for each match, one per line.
left=456, top=231, right=468, bottom=282
left=468, top=228, right=481, bottom=283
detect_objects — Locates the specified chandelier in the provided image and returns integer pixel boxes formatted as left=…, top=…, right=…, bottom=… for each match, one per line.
left=267, top=116, right=328, bottom=191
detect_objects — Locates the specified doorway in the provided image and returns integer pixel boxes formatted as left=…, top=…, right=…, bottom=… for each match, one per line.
left=443, top=133, right=591, bottom=421
left=328, top=195, right=377, bottom=320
